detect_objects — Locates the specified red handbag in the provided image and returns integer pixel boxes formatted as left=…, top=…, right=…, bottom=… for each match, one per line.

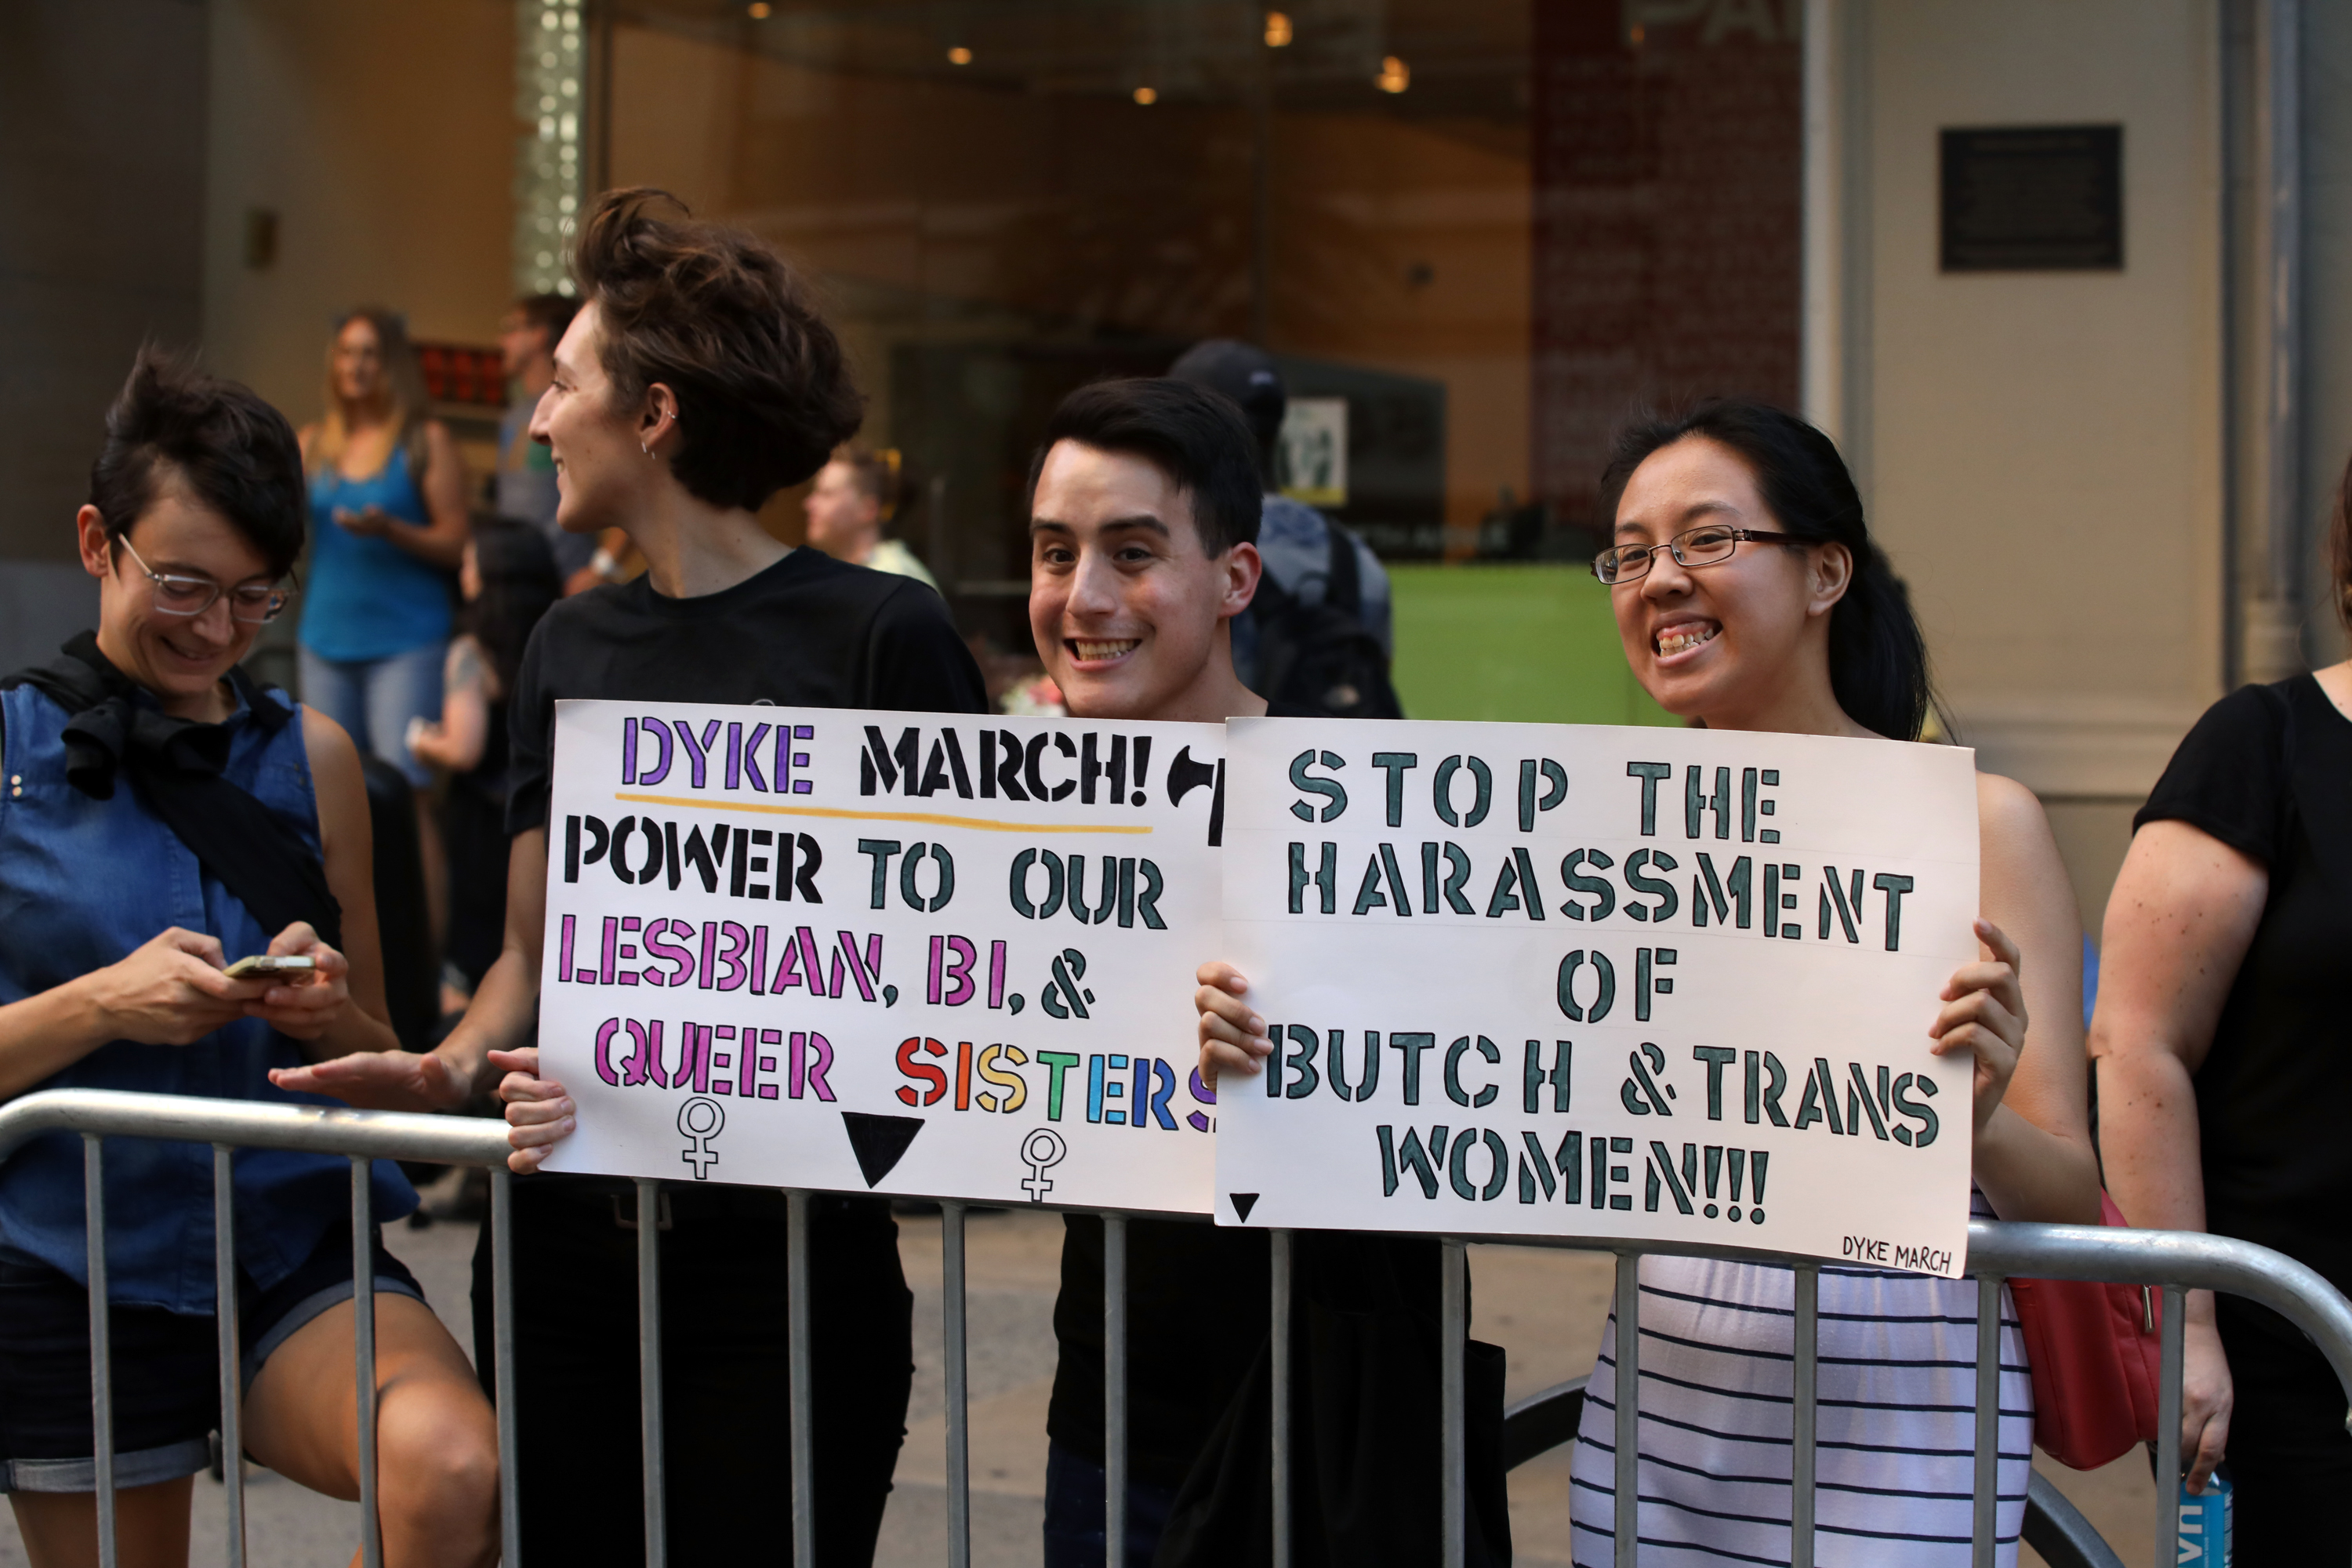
left=2006, top=1191, right=2165, bottom=1470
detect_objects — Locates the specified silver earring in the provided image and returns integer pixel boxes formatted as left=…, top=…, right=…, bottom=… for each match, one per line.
left=641, top=442, right=652, bottom=458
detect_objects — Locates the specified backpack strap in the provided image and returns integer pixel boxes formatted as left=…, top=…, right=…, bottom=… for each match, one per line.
left=1323, top=519, right=1363, bottom=620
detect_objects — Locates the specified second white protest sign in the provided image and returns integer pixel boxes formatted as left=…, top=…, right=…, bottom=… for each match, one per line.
left=1212, top=717, right=1983, bottom=1276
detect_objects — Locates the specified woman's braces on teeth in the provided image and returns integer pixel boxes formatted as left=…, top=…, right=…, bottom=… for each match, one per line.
left=1657, top=623, right=1719, bottom=657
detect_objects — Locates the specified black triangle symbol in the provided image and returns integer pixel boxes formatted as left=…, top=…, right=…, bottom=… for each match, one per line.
left=840, top=1112, right=925, bottom=1188
left=1229, top=1192, right=1260, bottom=1222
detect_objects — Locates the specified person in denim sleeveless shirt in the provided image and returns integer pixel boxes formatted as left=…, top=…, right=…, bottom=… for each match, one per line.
left=0, top=353, right=497, bottom=1566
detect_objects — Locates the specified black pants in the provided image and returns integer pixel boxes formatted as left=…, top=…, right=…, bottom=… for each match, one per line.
left=470, top=1178, right=913, bottom=1566
left=2220, top=1300, right=2352, bottom=1566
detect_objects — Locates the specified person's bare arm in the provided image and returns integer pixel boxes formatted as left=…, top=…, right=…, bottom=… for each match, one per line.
left=1960, top=772, right=2100, bottom=1225
left=239, top=709, right=402, bottom=1061
left=271, top=828, right=546, bottom=1120
left=437, top=828, right=547, bottom=1091
left=0, top=928, right=273, bottom=1100
left=2091, top=818, right=2267, bottom=1490
left=409, top=637, right=491, bottom=773
left=365, top=423, right=470, bottom=569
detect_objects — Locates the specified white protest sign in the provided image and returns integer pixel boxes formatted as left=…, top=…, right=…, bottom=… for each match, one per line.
left=537, top=702, right=1226, bottom=1213
left=1214, top=719, right=1982, bottom=1276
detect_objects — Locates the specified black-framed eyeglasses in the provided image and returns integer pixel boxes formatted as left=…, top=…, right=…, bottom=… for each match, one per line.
left=117, top=536, right=297, bottom=624
left=1593, top=524, right=1800, bottom=585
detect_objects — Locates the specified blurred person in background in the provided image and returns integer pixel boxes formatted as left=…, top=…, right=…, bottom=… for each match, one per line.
left=492, top=293, right=593, bottom=583
left=405, top=518, right=560, bottom=997
left=297, top=308, right=469, bottom=938
left=2091, top=452, right=2352, bottom=1561
left=803, top=444, right=939, bottom=591
left=298, top=308, right=470, bottom=771
left=0, top=351, right=496, bottom=1568
left=1167, top=339, right=1400, bottom=718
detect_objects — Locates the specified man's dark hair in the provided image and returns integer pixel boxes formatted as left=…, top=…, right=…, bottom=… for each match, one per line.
left=1025, top=378, right=1263, bottom=555
left=572, top=187, right=863, bottom=512
left=89, top=349, right=307, bottom=579
left=514, top=292, right=581, bottom=343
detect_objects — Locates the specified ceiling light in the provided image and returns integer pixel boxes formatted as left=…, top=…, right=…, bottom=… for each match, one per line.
left=1264, top=10, right=1293, bottom=47
left=746, top=2, right=770, bottom=16
left=1374, top=55, right=1409, bottom=93
left=946, top=45, right=971, bottom=64
left=1133, top=85, right=1158, bottom=105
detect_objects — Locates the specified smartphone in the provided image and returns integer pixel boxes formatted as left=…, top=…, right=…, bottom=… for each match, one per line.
left=225, top=955, right=317, bottom=981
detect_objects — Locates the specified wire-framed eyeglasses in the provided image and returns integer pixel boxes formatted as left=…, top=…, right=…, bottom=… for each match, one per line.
left=1593, top=524, right=1800, bottom=586
left=117, top=536, right=296, bottom=624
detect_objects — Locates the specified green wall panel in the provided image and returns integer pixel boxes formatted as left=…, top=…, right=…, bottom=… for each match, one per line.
left=1388, top=564, right=1679, bottom=728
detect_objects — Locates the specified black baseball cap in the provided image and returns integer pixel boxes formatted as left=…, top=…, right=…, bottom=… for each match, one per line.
left=1167, top=339, right=1286, bottom=449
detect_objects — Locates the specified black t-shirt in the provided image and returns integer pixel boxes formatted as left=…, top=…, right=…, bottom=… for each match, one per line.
left=2135, top=676, right=2352, bottom=1350
left=502, top=548, right=987, bottom=1276
left=1044, top=698, right=1290, bottom=1485
left=506, top=546, right=986, bottom=836
left=1050, top=1215, right=1270, bottom=1485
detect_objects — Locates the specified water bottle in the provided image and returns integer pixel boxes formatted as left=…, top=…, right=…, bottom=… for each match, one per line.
left=2177, top=1468, right=2232, bottom=1566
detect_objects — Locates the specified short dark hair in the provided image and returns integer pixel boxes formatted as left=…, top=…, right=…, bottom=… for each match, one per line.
left=833, top=445, right=902, bottom=520
left=1025, top=378, right=1263, bottom=556
left=1599, top=399, right=1931, bottom=742
left=89, top=349, right=307, bottom=579
left=572, top=187, right=862, bottom=512
left=514, top=292, right=580, bottom=343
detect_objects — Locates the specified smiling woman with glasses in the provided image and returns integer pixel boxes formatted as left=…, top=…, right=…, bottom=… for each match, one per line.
left=0, top=350, right=499, bottom=1566
left=1562, top=399, right=2096, bottom=1567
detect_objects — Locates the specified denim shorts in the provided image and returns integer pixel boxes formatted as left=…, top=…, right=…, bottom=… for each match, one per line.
left=0, top=1224, right=423, bottom=1493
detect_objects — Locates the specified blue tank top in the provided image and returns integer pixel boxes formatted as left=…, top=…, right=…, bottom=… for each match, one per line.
left=0, top=678, right=415, bottom=1312
left=299, top=443, right=453, bottom=662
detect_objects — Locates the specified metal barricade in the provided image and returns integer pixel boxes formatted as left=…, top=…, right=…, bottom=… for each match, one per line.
left=0, top=1089, right=516, bottom=1568
left=9, top=1083, right=2352, bottom=1568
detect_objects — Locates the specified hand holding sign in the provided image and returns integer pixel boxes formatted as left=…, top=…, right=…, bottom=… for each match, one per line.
left=495, top=1047, right=574, bottom=1174
left=1195, top=961, right=1270, bottom=1084
left=1932, top=917, right=2029, bottom=1138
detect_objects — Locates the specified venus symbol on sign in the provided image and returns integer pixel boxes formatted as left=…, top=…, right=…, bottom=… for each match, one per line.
left=1021, top=1127, right=1067, bottom=1202
left=678, top=1096, right=725, bottom=1179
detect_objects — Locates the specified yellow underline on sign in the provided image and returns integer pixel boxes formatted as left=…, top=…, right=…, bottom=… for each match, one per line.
left=612, top=792, right=1154, bottom=835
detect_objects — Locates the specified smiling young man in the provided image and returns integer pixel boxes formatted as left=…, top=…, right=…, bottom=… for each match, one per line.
left=1031, top=382, right=1506, bottom=1566
left=1025, top=379, right=1287, bottom=1566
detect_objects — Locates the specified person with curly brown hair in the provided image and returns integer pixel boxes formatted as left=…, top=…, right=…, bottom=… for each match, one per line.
left=275, top=188, right=988, bottom=1564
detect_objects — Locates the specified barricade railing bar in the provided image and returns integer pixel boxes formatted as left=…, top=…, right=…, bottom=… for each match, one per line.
left=6, top=1086, right=2349, bottom=1568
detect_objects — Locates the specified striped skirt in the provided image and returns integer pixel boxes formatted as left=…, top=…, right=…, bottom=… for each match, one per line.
left=1566, top=1223, right=2031, bottom=1566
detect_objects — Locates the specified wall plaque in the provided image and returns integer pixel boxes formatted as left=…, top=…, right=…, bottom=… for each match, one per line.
left=1940, top=125, right=2123, bottom=271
